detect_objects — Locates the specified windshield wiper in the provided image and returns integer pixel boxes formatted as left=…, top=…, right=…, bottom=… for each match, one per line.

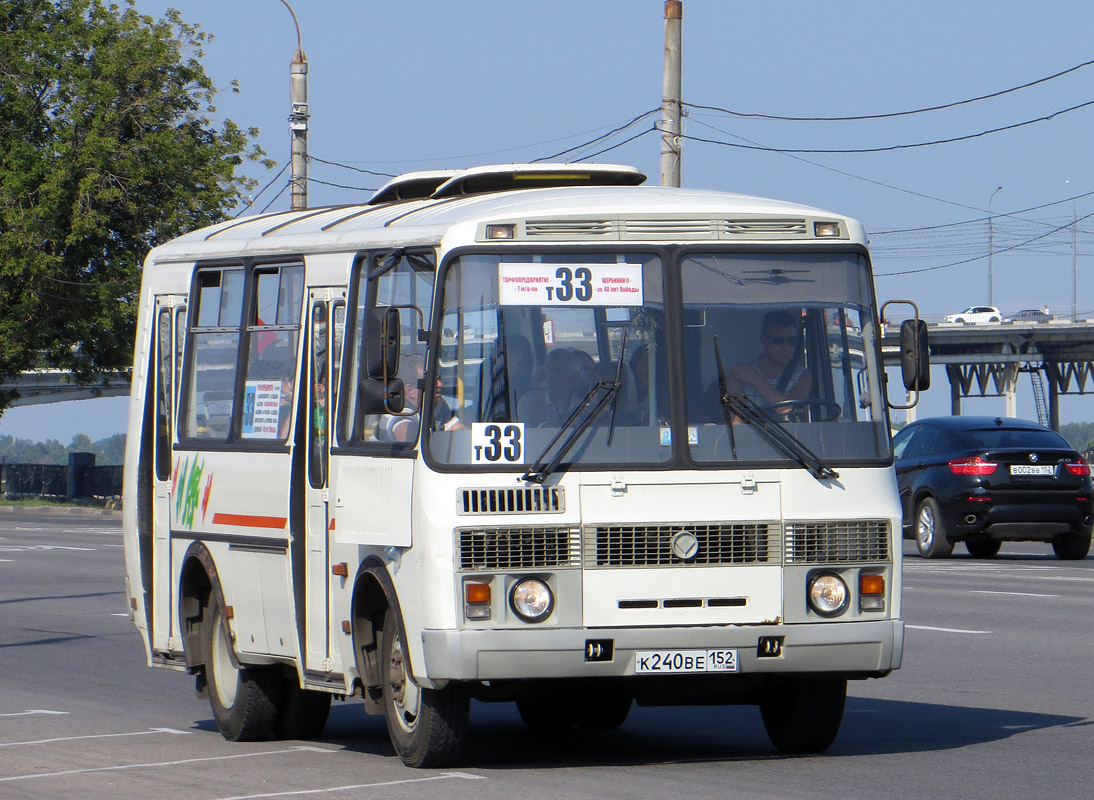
left=520, top=378, right=622, bottom=484
left=713, top=337, right=838, bottom=482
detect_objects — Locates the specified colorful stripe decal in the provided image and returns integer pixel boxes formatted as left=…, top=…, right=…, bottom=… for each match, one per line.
left=212, top=513, right=288, bottom=530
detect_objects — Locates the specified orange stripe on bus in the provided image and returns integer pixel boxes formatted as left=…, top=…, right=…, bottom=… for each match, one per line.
left=329, top=518, right=336, bottom=530
left=211, top=513, right=288, bottom=530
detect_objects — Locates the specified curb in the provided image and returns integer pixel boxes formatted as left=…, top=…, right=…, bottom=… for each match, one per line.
left=0, top=503, right=122, bottom=516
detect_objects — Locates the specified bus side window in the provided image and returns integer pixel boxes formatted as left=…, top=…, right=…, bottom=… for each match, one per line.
left=181, top=269, right=244, bottom=440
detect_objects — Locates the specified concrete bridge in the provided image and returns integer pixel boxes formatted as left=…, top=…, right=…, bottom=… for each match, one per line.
left=0, top=370, right=130, bottom=407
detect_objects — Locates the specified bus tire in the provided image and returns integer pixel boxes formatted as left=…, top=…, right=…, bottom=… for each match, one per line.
left=760, top=677, right=846, bottom=754
left=277, top=682, right=332, bottom=740
left=204, top=596, right=282, bottom=742
left=516, top=695, right=576, bottom=732
left=575, top=693, right=632, bottom=731
left=915, top=497, right=954, bottom=558
left=381, top=608, right=469, bottom=767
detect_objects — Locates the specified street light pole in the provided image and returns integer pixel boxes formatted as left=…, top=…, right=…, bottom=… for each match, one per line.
left=660, top=1, right=682, bottom=187
left=279, top=0, right=308, bottom=210
left=988, top=185, right=1003, bottom=306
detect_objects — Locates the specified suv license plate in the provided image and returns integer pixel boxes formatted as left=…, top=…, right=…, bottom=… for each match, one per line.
left=634, top=649, right=739, bottom=674
left=1010, top=464, right=1055, bottom=476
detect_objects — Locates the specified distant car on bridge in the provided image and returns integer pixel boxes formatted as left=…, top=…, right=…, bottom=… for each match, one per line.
left=942, top=306, right=1002, bottom=324
left=1005, top=308, right=1054, bottom=323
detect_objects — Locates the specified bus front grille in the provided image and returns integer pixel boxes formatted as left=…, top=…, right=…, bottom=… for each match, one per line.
left=784, top=520, right=890, bottom=563
left=583, top=523, right=775, bottom=568
left=457, top=486, right=564, bottom=515
left=458, top=526, right=581, bottom=571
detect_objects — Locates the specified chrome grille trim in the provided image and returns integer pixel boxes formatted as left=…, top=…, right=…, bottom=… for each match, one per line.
left=583, top=523, right=776, bottom=568
left=784, top=520, right=890, bottom=564
left=457, top=486, right=565, bottom=515
left=457, top=526, right=581, bottom=571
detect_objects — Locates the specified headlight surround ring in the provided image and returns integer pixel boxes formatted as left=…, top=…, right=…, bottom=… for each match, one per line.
left=807, top=571, right=850, bottom=618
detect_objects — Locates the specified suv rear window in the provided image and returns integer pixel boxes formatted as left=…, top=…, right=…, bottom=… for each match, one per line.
left=959, top=428, right=1068, bottom=449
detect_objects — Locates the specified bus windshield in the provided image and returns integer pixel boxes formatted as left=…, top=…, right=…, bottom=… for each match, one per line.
left=425, top=249, right=890, bottom=470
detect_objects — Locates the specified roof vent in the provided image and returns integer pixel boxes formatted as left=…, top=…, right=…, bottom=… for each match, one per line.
left=431, top=163, right=646, bottom=199
left=368, top=170, right=458, bottom=205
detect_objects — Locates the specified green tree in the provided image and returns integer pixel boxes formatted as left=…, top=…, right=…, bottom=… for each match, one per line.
left=0, top=0, right=269, bottom=412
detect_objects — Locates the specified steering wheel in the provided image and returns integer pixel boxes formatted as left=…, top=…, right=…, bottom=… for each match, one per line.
left=761, top=398, right=842, bottom=423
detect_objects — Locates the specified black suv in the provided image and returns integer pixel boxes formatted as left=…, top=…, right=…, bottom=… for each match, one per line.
left=893, top=416, right=1092, bottom=559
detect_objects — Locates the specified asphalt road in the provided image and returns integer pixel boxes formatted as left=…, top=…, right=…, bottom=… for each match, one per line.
left=1, top=507, right=1091, bottom=800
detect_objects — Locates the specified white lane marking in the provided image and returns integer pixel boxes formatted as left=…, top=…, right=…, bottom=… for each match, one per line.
left=0, top=545, right=97, bottom=552
left=214, top=772, right=486, bottom=800
left=0, top=710, right=69, bottom=718
left=0, top=745, right=332, bottom=783
left=970, top=590, right=1059, bottom=598
left=0, top=727, right=190, bottom=748
left=907, top=624, right=992, bottom=634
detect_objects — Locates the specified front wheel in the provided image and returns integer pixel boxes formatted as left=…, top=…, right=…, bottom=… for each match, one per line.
left=760, top=677, right=846, bottom=754
left=1052, top=531, right=1092, bottom=560
left=915, top=497, right=954, bottom=558
left=381, top=609, right=469, bottom=767
left=204, top=595, right=282, bottom=742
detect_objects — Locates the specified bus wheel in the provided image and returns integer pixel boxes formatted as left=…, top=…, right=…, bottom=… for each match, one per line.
left=381, top=609, right=469, bottom=767
left=204, top=596, right=281, bottom=742
left=760, top=677, right=846, bottom=754
left=277, top=682, right=332, bottom=740
left=516, top=695, right=576, bottom=732
left=575, top=693, right=631, bottom=730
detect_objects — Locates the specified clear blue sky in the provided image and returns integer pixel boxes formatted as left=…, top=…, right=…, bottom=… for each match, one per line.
left=4, top=0, right=1094, bottom=442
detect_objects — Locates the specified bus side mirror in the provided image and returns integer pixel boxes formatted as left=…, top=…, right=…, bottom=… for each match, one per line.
left=899, top=319, right=930, bottom=391
left=359, top=377, right=405, bottom=415
left=365, top=306, right=401, bottom=379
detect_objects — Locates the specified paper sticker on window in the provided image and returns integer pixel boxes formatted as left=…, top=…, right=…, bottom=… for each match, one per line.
left=499, top=264, right=643, bottom=307
left=471, top=422, right=525, bottom=464
left=241, top=380, right=282, bottom=438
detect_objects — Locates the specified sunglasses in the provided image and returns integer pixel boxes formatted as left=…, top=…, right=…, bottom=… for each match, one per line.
left=765, top=334, right=798, bottom=346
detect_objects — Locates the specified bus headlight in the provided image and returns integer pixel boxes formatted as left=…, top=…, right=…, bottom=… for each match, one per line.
left=509, top=577, right=553, bottom=623
left=808, top=572, right=849, bottom=617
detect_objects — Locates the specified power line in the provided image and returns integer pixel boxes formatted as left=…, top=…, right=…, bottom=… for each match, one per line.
left=259, top=182, right=291, bottom=214
left=234, top=163, right=289, bottom=217
left=683, top=57, right=1094, bottom=121
left=572, top=126, right=658, bottom=162
left=307, top=155, right=395, bottom=178
left=308, top=177, right=377, bottom=193
left=666, top=98, right=1094, bottom=154
left=533, top=108, right=660, bottom=162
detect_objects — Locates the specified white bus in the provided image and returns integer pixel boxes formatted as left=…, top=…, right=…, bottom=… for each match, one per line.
left=123, top=163, right=927, bottom=767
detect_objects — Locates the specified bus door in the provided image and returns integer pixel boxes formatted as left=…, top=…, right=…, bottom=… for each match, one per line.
left=303, top=290, right=344, bottom=671
left=152, top=295, right=186, bottom=650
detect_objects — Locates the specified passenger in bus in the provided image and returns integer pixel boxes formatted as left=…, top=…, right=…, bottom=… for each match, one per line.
left=377, top=355, right=463, bottom=442
left=729, top=309, right=812, bottom=405
left=519, top=347, right=583, bottom=427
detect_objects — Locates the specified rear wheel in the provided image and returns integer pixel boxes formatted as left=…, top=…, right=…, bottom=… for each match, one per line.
left=277, top=682, right=332, bottom=740
left=760, top=677, right=846, bottom=754
left=516, top=695, right=576, bottom=731
left=965, top=538, right=1001, bottom=558
left=915, top=497, right=954, bottom=558
left=1052, top=531, right=1092, bottom=560
left=381, top=609, right=469, bottom=767
left=204, top=596, right=282, bottom=742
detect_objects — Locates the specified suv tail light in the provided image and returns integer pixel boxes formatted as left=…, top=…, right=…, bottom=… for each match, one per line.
left=949, top=456, right=998, bottom=475
left=1065, top=462, right=1091, bottom=476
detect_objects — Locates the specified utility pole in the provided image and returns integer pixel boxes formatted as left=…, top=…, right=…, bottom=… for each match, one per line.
left=660, top=0, right=682, bottom=187
left=280, top=0, right=309, bottom=210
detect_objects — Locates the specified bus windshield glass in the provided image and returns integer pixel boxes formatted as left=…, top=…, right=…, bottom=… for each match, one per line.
left=426, top=249, right=890, bottom=470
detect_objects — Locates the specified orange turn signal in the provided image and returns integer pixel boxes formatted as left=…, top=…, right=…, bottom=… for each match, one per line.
left=860, top=574, right=885, bottom=595
left=465, top=582, right=492, bottom=604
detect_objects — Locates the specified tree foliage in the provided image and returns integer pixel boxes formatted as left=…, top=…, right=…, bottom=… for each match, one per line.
left=0, top=431, right=125, bottom=465
left=0, top=0, right=269, bottom=411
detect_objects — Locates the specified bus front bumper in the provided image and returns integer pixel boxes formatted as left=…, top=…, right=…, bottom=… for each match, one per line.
left=419, top=619, right=903, bottom=684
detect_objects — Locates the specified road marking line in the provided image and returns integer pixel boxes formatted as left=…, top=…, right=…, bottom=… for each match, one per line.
left=213, top=771, right=486, bottom=800
left=0, top=710, right=68, bottom=718
left=907, top=624, right=991, bottom=634
left=0, top=727, right=190, bottom=748
left=970, top=590, right=1059, bottom=598
left=0, top=745, right=330, bottom=783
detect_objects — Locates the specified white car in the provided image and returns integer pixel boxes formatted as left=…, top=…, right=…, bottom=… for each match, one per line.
left=943, top=306, right=1002, bottom=324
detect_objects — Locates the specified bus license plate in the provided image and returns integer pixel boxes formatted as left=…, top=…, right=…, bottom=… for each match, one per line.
left=634, top=649, right=739, bottom=674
